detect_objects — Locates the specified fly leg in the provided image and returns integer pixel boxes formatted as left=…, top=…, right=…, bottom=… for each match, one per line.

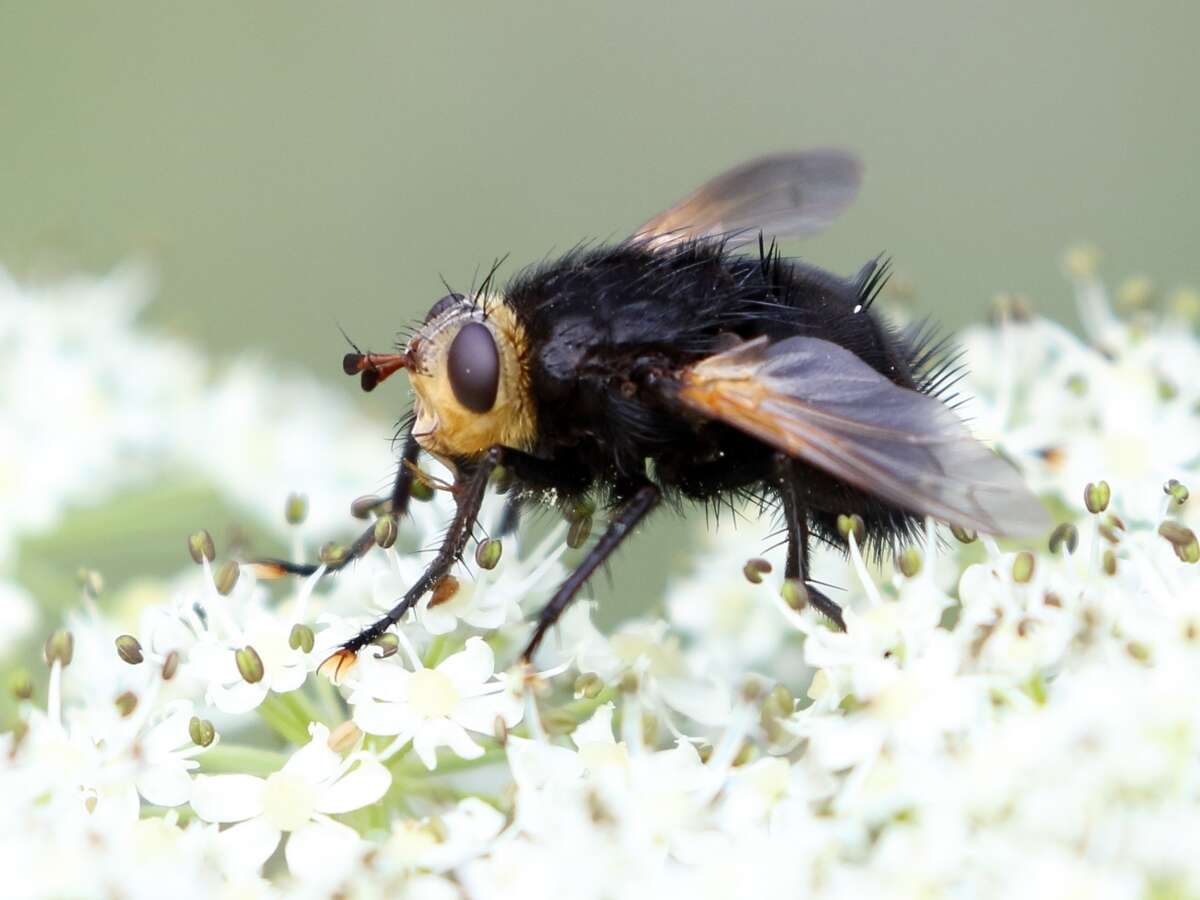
left=254, top=432, right=422, bottom=579
left=522, top=481, right=660, bottom=662
left=340, top=445, right=505, bottom=655
left=777, top=455, right=846, bottom=631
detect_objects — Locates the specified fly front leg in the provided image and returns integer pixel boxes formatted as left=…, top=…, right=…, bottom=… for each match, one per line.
left=254, top=432, right=422, bottom=579
left=777, top=454, right=846, bottom=631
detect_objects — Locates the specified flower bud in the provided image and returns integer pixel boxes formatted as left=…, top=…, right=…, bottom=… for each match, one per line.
left=235, top=646, right=265, bottom=684
left=114, top=691, right=138, bottom=717
left=895, top=547, right=922, bottom=578
left=189, top=716, right=216, bottom=748
left=950, top=524, right=977, bottom=544
left=1048, top=523, right=1079, bottom=555
left=1084, top=481, right=1111, bottom=514
left=742, top=558, right=772, bottom=584
left=836, top=514, right=865, bottom=544
left=43, top=630, right=74, bottom=667
left=213, top=560, right=240, bottom=596
left=567, top=515, right=593, bottom=549
left=115, top=635, right=144, bottom=665
left=285, top=492, right=309, bottom=525
left=1164, top=479, right=1190, bottom=506
left=430, top=575, right=460, bottom=607
left=188, top=530, right=216, bottom=564
left=327, top=721, right=362, bottom=753
left=573, top=672, right=604, bottom=700
left=161, top=650, right=180, bottom=681
left=780, top=579, right=808, bottom=611
left=289, top=624, right=315, bottom=654
left=1011, top=551, right=1035, bottom=584
left=475, top=538, right=503, bottom=570
left=373, top=515, right=398, bottom=550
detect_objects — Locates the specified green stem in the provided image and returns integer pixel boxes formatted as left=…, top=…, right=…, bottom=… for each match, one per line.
left=258, top=693, right=311, bottom=744
left=199, top=743, right=287, bottom=776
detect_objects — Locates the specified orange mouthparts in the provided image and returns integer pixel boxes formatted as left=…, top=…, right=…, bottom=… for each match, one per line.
left=342, top=352, right=410, bottom=392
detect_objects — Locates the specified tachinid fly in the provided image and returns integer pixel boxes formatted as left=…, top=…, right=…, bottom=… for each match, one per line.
left=256, top=149, right=1049, bottom=677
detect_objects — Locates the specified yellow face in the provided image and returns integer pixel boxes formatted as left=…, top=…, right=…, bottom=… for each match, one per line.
left=404, top=296, right=537, bottom=462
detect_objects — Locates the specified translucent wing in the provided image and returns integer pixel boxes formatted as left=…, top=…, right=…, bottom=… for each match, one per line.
left=631, top=150, right=862, bottom=252
left=674, top=336, right=1049, bottom=537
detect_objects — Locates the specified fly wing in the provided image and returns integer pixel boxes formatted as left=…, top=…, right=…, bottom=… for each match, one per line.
left=631, top=150, right=862, bottom=252
left=673, top=336, right=1049, bottom=537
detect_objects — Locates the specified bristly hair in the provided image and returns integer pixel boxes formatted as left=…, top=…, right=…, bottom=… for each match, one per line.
left=857, top=255, right=891, bottom=311
left=476, top=255, right=509, bottom=320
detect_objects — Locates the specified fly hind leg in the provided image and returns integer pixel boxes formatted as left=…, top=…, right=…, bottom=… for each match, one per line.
left=776, top=454, right=846, bottom=631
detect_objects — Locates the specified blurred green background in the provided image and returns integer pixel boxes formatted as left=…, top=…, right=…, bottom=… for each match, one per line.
left=2, top=1, right=1198, bottom=627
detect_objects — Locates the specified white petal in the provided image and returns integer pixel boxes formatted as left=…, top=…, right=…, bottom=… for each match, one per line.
left=453, top=691, right=523, bottom=734
left=506, top=736, right=583, bottom=789
left=208, top=678, right=270, bottom=715
left=282, top=723, right=341, bottom=782
left=285, top=820, right=364, bottom=883
left=416, top=596, right=459, bottom=635
left=190, top=774, right=266, bottom=823
left=353, top=697, right=422, bottom=736
left=270, top=661, right=308, bottom=693
left=142, top=700, right=196, bottom=757
left=571, top=702, right=616, bottom=749
left=355, top=664, right=411, bottom=702
left=137, top=760, right=193, bottom=807
left=413, top=719, right=483, bottom=770
left=436, top=637, right=494, bottom=690
left=215, top=816, right=282, bottom=874
left=315, top=757, right=391, bottom=813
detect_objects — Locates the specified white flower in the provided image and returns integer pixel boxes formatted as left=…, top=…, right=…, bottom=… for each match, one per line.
left=348, top=637, right=522, bottom=769
left=190, top=722, right=390, bottom=878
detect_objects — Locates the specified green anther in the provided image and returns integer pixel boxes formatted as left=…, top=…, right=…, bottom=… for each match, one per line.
left=567, top=515, right=593, bottom=549
left=235, top=646, right=265, bottom=684
left=285, top=492, right=309, bottom=525
left=1126, top=641, right=1151, bottom=662
left=475, top=538, right=503, bottom=570
left=374, top=515, right=398, bottom=549
left=763, top=683, right=795, bottom=721
left=564, top=497, right=596, bottom=523
left=1164, top=479, right=1190, bottom=506
left=1103, top=549, right=1118, bottom=576
left=214, top=560, right=240, bottom=596
left=618, top=670, right=640, bottom=694
left=1065, top=374, right=1087, bottom=396
left=326, top=721, right=362, bottom=753
left=1084, top=481, right=1111, bottom=514
left=161, top=651, right=180, bottom=681
left=289, top=624, right=315, bottom=654
left=1048, top=523, right=1079, bottom=555
left=950, top=524, right=977, bottom=544
left=573, top=672, right=604, bottom=700
left=319, top=542, right=347, bottom=565
left=1158, top=521, right=1200, bottom=562
left=780, top=579, right=809, bottom=611
left=9, top=669, right=33, bottom=700
left=1011, top=551, right=1035, bottom=584
left=350, top=494, right=382, bottom=520
left=896, top=546, right=922, bottom=578
left=114, top=691, right=138, bottom=718
left=541, top=707, right=578, bottom=736
left=372, top=633, right=400, bottom=659
left=188, top=716, right=216, bottom=748
left=115, top=635, right=144, bottom=665
left=409, top=479, right=435, bottom=502
left=76, top=568, right=104, bottom=597
left=742, top=558, right=772, bottom=584
left=491, top=465, right=513, bottom=494
left=43, top=630, right=74, bottom=667
left=836, top=514, right=866, bottom=544
left=188, top=529, right=216, bottom=564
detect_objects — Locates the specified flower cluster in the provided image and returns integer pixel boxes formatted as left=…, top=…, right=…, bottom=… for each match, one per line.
left=2, top=255, right=1199, bottom=899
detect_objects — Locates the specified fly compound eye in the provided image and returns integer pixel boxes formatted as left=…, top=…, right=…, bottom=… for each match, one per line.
left=447, top=322, right=500, bottom=413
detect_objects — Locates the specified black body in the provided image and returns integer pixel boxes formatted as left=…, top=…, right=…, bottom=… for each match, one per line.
left=503, top=239, right=933, bottom=555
